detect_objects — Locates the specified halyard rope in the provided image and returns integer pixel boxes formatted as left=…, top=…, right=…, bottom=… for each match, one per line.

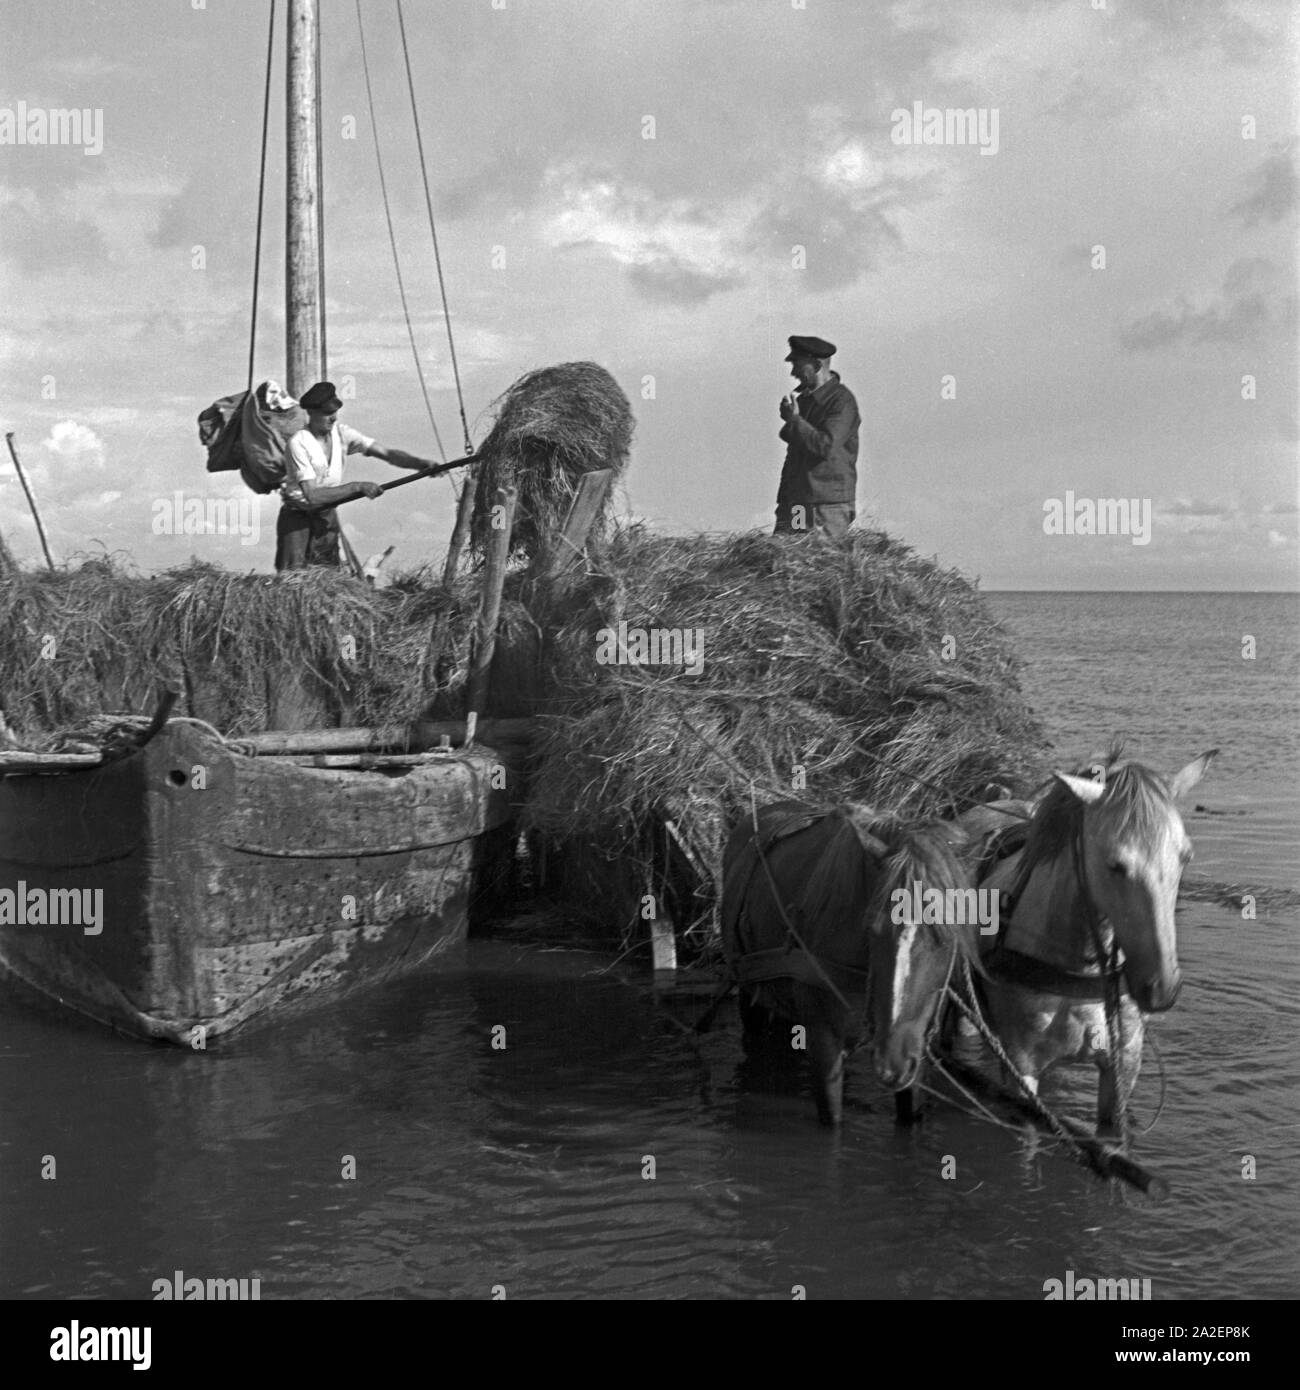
left=354, top=0, right=449, bottom=464
left=396, top=0, right=474, bottom=459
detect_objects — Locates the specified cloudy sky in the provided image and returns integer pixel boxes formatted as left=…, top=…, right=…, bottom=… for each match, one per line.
left=1, top=0, right=1296, bottom=588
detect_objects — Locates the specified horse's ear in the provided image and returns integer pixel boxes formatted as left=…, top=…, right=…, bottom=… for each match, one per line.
left=1054, top=771, right=1107, bottom=804
left=1168, top=749, right=1218, bottom=801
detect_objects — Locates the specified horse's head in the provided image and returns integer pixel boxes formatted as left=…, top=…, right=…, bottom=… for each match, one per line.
left=867, top=824, right=977, bottom=1090
left=1052, top=748, right=1216, bottom=1012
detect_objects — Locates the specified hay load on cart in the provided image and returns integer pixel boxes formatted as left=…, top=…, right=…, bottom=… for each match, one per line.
left=512, top=524, right=1050, bottom=951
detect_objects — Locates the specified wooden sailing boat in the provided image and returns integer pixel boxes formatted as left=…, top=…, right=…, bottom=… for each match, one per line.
left=0, top=0, right=529, bottom=1044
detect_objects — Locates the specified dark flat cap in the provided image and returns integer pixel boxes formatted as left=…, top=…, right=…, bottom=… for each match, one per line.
left=299, top=381, right=343, bottom=412
left=785, top=335, right=836, bottom=360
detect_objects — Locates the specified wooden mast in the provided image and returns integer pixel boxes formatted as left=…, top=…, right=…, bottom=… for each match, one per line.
left=286, top=0, right=322, bottom=397
left=286, top=0, right=362, bottom=578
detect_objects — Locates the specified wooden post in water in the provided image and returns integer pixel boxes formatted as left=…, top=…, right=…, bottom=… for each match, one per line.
left=465, top=485, right=517, bottom=736
left=5, top=433, right=55, bottom=571
left=285, top=0, right=322, bottom=399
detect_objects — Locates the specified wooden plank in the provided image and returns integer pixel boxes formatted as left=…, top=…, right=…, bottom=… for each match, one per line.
left=0, top=751, right=103, bottom=773
left=539, top=469, right=612, bottom=579
left=239, top=718, right=535, bottom=756
left=306, top=752, right=472, bottom=769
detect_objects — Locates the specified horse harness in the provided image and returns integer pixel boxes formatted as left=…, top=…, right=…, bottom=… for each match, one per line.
left=723, top=805, right=871, bottom=1013
left=975, top=818, right=1127, bottom=1005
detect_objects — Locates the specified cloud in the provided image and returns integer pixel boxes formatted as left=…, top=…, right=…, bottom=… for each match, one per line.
left=540, top=139, right=926, bottom=303
left=1118, top=257, right=1289, bottom=349
left=746, top=176, right=906, bottom=293
left=69, top=407, right=141, bottom=428
left=1229, top=146, right=1299, bottom=228
left=1151, top=499, right=1300, bottom=545
left=542, top=171, right=750, bottom=305
left=0, top=187, right=109, bottom=274
left=1158, top=498, right=1234, bottom=517
left=1114, top=0, right=1273, bottom=66
left=42, top=420, right=106, bottom=470
left=625, top=259, right=745, bottom=305
left=1044, top=70, right=1149, bottom=125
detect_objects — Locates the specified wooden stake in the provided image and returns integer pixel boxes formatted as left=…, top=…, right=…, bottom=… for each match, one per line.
left=465, top=484, right=517, bottom=723
left=441, top=472, right=477, bottom=585
left=5, top=433, right=55, bottom=571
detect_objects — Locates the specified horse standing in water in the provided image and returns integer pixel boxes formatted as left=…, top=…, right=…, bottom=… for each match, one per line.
left=721, top=801, right=977, bottom=1126
left=953, top=744, right=1216, bottom=1135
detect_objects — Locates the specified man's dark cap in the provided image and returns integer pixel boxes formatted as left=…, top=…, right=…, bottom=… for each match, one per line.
left=785, top=335, right=836, bottom=361
left=299, top=381, right=343, bottom=412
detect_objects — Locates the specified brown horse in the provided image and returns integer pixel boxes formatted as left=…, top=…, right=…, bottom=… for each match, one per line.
left=721, top=800, right=978, bottom=1126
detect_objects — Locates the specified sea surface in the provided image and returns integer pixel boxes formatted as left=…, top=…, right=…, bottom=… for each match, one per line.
left=1, top=591, right=1297, bottom=1301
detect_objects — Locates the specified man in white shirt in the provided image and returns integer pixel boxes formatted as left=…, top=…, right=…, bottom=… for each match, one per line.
left=275, top=380, right=435, bottom=571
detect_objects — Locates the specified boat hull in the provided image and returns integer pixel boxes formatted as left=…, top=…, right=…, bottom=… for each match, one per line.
left=0, top=724, right=514, bottom=1043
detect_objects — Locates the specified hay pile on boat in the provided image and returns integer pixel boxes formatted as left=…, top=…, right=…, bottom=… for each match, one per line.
left=521, top=526, right=1049, bottom=938
left=470, top=361, right=633, bottom=559
left=0, top=559, right=477, bottom=744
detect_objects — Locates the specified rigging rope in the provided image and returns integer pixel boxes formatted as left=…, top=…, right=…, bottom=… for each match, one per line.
left=248, top=0, right=277, bottom=393
left=354, top=0, right=448, bottom=463
left=395, top=0, right=474, bottom=458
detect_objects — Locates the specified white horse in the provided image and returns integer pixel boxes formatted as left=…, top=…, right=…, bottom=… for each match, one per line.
left=955, top=743, right=1216, bottom=1135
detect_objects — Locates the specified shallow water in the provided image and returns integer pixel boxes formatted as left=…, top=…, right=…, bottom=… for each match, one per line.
left=1, top=591, right=1296, bottom=1300
left=2, top=911, right=1294, bottom=1301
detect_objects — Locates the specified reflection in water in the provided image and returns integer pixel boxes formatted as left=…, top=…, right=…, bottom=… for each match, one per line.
left=1, top=912, right=1297, bottom=1300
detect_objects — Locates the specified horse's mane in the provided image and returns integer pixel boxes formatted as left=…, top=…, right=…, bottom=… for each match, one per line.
left=1021, top=738, right=1177, bottom=874
left=795, top=803, right=981, bottom=966
left=795, top=804, right=887, bottom=932
left=872, top=823, right=984, bottom=967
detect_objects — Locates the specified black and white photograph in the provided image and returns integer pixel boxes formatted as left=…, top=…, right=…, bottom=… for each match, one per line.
left=0, top=0, right=1296, bottom=1343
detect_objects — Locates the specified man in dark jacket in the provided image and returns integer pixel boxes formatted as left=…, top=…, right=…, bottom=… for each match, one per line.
left=775, top=335, right=859, bottom=539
